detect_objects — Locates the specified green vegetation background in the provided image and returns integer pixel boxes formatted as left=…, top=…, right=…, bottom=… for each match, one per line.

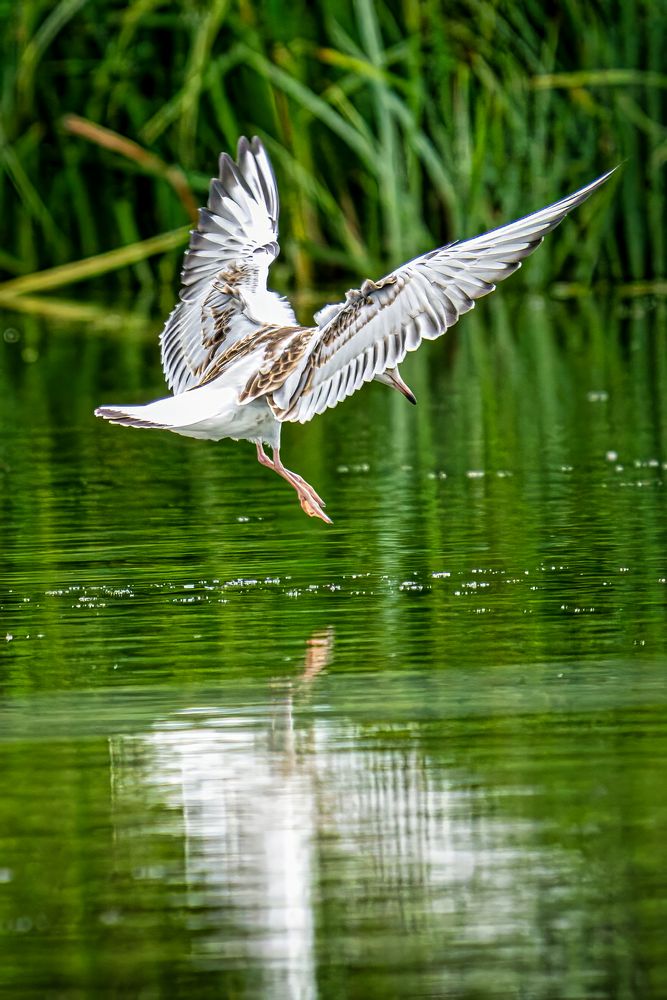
left=0, top=0, right=664, bottom=314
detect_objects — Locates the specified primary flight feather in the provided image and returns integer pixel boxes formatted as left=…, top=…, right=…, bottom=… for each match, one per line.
left=96, top=137, right=616, bottom=523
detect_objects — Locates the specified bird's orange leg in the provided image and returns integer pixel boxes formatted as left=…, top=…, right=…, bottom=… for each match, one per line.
left=256, top=443, right=332, bottom=524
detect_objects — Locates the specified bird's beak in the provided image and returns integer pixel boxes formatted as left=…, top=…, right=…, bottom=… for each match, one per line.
left=387, top=369, right=417, bottom=404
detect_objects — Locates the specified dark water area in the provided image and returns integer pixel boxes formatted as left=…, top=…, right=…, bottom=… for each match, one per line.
left=1, top=294, right=666, bottom=998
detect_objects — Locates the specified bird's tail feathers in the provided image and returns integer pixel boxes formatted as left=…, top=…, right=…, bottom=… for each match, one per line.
left=94, top=405, right=168, bottom=430
left=94, top=386, right=234, bottom=436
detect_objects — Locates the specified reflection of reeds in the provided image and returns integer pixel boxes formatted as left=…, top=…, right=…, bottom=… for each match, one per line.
left=3, top=293, right=665, bottom=673
left=0, top=1, right=661, bottom=304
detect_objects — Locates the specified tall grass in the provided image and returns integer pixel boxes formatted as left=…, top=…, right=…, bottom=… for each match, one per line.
left=0, top=0, right=663, bottom=306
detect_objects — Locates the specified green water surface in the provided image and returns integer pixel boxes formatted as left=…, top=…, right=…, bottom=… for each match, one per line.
left=1, top=294, right=666, bottom=999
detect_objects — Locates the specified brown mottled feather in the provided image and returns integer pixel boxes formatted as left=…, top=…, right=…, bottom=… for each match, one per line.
left=240, top=327, right=314, bottom=402
left=195, top=324, right=311, bottom=391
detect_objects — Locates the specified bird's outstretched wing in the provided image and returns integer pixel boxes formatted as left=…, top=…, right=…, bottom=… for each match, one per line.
left=160, top=136, right=297, bottom=395
left=269, top=168, right=616, bottom=423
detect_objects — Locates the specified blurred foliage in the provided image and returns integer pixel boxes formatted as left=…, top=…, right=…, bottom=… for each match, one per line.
left=0, top=0, right=664, bottom=307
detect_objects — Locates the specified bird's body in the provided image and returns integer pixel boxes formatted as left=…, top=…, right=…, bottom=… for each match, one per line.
left=96, top=137, right=615, bottom=522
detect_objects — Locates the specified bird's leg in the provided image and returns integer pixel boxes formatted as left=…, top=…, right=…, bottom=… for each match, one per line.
left=255, top=444, right=332, bottom=524
left=272, top=447, right=331, bottom=523
left=258, top=443, right=324, bottom=507
left=274, top=451, right=326, bottom=508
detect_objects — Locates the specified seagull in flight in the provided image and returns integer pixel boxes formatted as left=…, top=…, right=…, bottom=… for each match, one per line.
left=96, top=138, right=615, bottom=524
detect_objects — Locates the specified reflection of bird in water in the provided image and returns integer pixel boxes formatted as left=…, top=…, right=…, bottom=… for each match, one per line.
left=110, top=627, right=585, bottom=997
left=110, top=627, right=335, bottom=1000
left=269, top=627, right=334, bottom=762
left=95, top=137, right=616, bottom=523
left=299, top=626, right=335, bottom=686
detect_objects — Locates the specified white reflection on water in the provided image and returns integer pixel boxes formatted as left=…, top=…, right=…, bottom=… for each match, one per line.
left=109, top=633, right=584, bottom=998
left=147, top=710, right=317, bottom=999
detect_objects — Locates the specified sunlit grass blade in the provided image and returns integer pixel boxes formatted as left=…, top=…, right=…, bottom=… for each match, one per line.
left=62, top=114, right=198, bottom=221
left=0, top=227, right=190, bottom=296
left=531, top=68, right=667, bottom=90
left=0, top=292, right=155, bottom=332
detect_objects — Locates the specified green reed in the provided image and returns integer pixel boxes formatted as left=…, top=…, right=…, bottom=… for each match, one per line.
left=0, top=0, right=663, bottom=305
